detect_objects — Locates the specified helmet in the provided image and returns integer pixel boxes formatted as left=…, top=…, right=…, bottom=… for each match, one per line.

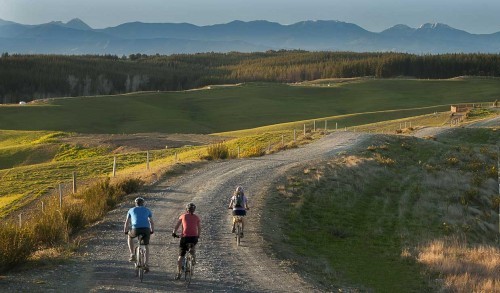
left=186, top=202, right=196, bottom=212
left=235, top=186, right=244, bottom=194
left=135, top=197, right=145, bottom=206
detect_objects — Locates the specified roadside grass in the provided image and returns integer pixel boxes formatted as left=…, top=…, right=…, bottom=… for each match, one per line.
left=418, top=238, right=500, bottom=292
left=264, top=131, right=499, bottom=291
left=1, top=78, right=499, bottom=134
left=0, top=177, right=142, bottom=273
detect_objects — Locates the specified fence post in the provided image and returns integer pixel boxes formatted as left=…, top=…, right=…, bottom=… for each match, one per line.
left=112, top=156, right=117, bottom=177
left=313, top=120, right=316, bottom=132
left=146, top=151, right=150, bottom=170
left=59, top=183, right=63, bottom=208
left=19, top=213, right=22, bottom=228
left=238, top=146, right=240, bottom=158
left=497, top=146, right=500, bottom=243
left=325, top=120, right=327, bottom=130
left=336, top=122, right=338, bottom=130
left=303, top=124, right=306, bottom=136
left=293, top=129, right=296, bottom=141
left=72, top=172, right=77, bottom=194
left=268, top=141, right=271, bottom=152
left=175, top=152, right=178, bottom=163
left=41, top=201, right=44, bottom=213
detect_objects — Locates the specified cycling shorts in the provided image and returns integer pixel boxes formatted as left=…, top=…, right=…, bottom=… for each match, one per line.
left=232, top=209, right=246, bottom=216
left=179, top=236, right=198, bottom=257
left=129, top=228, right=151, bottom=245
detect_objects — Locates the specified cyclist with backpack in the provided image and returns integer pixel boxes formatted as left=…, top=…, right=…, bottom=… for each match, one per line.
left=228, top=186, right=249, bottom=237
left=123, top=197, right=154, bottom=272
left=172, top=202, right=201, bottom=280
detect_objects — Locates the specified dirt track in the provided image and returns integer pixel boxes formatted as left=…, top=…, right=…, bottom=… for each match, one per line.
left=1, top=132, right=368, bottom=292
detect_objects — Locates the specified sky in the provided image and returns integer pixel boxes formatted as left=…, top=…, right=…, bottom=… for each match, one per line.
left=0, top=0, right=499, bottom=34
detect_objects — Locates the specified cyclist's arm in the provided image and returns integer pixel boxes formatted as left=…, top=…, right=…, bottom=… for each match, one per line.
left=149, top=217, right=154, bottom=233
left=173, top=218, right=182, bottom=234
left=228, top=197, right=234, bottom=209
left=123, top=215, right=131, bottom=233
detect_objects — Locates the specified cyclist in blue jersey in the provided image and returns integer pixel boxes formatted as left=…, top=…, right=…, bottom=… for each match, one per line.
left=124, top=197, right=154, bottom=272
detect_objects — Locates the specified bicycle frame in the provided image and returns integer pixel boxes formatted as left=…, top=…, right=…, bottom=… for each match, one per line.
left=182, top=243, right=195, bottom=286
left=233, top=216, right=243, bottom=246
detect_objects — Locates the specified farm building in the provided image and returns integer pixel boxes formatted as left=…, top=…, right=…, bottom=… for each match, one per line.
left=451, top=104, right=474, bottom=113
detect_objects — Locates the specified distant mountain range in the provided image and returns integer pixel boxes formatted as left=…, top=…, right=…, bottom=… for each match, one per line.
left=0, top=18, right=499, bottom=55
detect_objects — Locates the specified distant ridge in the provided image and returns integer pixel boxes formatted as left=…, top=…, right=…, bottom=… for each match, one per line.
left=0, top=18, right=498, bottom=54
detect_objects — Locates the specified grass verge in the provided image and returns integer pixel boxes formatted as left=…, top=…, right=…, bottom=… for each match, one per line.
left=264, top=129, right=499, bottom=291
left=0, top=177, right=142, bottom=273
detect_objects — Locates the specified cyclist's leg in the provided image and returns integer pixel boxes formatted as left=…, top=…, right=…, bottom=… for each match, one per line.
left=128, top=235, right=134, bottom=254
left=141, top=229, right=151, bottom=268
left=191, top=237, right=199, bottom=264
left=128, top=229, right=138, bottom=261
left=128, top=229, right=137, bottom=254
left=177, top=237, right=188, bottom=278
left=241, top=210, right=247, bottom=233
left=231, top=210, right=237, bottom=232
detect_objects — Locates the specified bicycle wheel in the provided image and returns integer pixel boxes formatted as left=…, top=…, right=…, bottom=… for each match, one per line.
left=184, top=255, right=192, bottom=286
left=137, top=248, right=144, bottom=282
left=134, top=247, right=140, bottom=277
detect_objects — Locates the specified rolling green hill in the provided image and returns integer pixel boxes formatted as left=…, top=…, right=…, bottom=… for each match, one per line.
left=0, top=78, right=498, bottom=134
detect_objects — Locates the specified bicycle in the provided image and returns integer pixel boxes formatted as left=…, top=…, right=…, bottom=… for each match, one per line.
left=173, top=234, right=196, bottom=287
left=134, top=234, right=148, bottom=282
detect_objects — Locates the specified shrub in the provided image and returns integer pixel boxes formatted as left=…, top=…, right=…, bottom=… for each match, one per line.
left=31, top=209, right=67, bottom=245
left=62, top=203, right=86, bottom=234
left=206, top=143, right=229, bottom=160
left=0, top=224, right=36, bottom=273
left=117, top=178, right=144, bottom=194
left=242, top=146, right=266, bottom=157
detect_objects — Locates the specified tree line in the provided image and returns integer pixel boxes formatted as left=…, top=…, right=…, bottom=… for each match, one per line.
left=1, top=51, right=499, bottom=103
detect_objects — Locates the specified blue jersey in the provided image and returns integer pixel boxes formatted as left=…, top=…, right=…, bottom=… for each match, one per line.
left=127, top=206, right=152, bottom=229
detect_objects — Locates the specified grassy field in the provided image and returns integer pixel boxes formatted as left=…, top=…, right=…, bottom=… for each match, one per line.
left=0, top=78, right=498, bottom=134
left=0, top=76, right=498, bottom=289
left=264, top=127, right=499, bottom=292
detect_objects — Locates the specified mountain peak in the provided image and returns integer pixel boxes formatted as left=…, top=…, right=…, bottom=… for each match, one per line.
left=381, top=24, right=415, bottom=36
left=65, top=18, right=92, bottom=30
left=419, top=23, right=452, bottom=30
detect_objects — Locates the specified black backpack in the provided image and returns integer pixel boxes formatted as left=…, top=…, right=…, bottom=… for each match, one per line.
left=235, top=193, right=244, bottom=208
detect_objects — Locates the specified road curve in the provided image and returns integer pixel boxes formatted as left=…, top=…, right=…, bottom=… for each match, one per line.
left=3, top=132, right=369, bottom=292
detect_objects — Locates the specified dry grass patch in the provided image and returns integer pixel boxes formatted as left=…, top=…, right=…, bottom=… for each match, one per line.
left=418, top=238, right=500, bottom=292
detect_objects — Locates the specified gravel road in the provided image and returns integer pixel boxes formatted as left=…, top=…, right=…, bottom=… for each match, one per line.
left=2, top=132, right=369, bottom=292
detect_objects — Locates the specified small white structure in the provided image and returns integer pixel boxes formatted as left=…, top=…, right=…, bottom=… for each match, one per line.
left=19, top=101, right=27, bottom=105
